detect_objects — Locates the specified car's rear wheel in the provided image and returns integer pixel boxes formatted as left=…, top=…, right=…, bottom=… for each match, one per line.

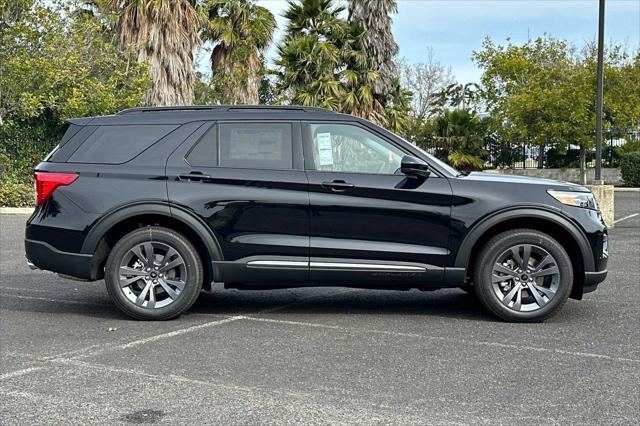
left=473, top=229, right=573, bottom=322
left=104, top=226, right=203, bottom=320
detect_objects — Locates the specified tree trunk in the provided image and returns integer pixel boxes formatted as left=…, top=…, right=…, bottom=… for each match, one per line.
left=579, top=145, right=587, bottom=185
left=538, top=143, right=544, bottom=169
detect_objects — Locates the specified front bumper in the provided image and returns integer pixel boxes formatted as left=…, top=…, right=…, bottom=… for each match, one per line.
left=583, top=270, right=608, bottom=294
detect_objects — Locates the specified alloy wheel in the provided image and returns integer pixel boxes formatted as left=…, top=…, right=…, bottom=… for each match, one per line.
left=118, top=241, right=187, bottom=309
left=491, top=244, right=560, bottom=312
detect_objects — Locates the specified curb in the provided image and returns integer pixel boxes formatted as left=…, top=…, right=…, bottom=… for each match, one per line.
left=0, top=207, right=34, bottom=215
left=614, top=187, right=640, bottom=192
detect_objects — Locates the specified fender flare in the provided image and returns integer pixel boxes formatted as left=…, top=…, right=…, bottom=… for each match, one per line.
left=81, top=202, right=223, bottom=262
left=454, top=207, right=595, bottom=272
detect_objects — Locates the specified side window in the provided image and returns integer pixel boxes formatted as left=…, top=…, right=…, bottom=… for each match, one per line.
left=185, top=124, right=217, bottom=167
left=69, top=124, right=176, bottom=164
left=219, top=123, right=293, bottom=170
left=309, top=123, right=404, bottom=174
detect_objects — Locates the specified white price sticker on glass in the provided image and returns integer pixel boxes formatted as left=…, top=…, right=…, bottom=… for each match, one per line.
left=316, top=133, right=333, bottom=166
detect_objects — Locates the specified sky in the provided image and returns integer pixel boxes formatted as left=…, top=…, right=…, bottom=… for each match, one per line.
left=240, top=0, right=640, bottom=83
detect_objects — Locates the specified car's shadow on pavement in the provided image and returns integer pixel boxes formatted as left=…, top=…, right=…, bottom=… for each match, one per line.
left=190, top=288, right=494, bottom=322
left=2, top=284, right=495, bottom=322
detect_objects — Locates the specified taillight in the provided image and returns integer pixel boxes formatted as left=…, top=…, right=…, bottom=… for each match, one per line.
left=34, top=172, right=79, bottom=205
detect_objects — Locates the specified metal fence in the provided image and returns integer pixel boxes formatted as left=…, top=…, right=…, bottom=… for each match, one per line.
left=482, top=128, right=638, bottom=169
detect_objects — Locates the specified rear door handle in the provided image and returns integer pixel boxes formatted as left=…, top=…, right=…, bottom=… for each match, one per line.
left=321, top=180, right=355, bottom=191
left=179, top=171, right=211, bottom=181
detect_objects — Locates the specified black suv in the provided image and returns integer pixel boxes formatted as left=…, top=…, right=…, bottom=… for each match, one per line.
left=25, top=106, right=608, bottom=321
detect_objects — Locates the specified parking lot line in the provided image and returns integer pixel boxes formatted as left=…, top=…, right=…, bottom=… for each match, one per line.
left=112, top=315, right=245, bottom=351
left=0, top=286, right=59, bottom=293
left=50, top=357, right=314, bottom=399
left=614, top=213, right=639, bottom=224
left=0, top=367, right=47, bottom=381
left=243, top=316, right=640, bottom=364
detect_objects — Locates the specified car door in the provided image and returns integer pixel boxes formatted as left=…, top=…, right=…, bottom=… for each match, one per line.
left=166, top=120, right=309, bottom=283
left=303, top=122, right=452, bottom=285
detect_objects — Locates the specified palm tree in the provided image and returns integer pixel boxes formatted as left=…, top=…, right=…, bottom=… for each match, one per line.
left=107, top=0, right=200, bottom=106
left=202, top=0, right=276, bottom=104
left=276, top=0, right=383, bottom=124
left=348, top=0, right=399, bottom=101
left=433, top=109, right=487, bottom=170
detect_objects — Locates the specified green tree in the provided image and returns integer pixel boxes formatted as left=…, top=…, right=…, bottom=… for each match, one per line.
left=275, top=0, right=384, bottom=124
left=201, top=0, right=276, bottom=104
left=106, top=0, right=200, bottom=106
left=474, top=36, right=640, bottom=181
left=0, top=0, right=148, bottom=186
left=433, top=82, right=481, bottom=112
left=432, top=109, right=487, bottom=171
left=347, top=0, right=398, bottom=101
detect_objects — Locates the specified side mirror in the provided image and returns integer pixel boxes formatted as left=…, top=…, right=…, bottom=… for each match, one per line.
left=401, top=155, right=430, bottom=178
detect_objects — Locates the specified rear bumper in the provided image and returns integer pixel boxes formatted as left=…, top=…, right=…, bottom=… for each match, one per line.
left=25, top=238, right=95, bottom=280
left=583, top=270, right=608, bottom=294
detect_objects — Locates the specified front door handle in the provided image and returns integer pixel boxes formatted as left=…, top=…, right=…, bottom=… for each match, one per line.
left=179, top=171, right=211, bottom=181
left=321, top=180, right=355, bottom=191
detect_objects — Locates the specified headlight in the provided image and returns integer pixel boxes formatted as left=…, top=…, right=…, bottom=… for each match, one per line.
left=547, top=190, right=598, bottom=210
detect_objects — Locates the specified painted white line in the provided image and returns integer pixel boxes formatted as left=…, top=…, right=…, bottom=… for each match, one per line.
left=613, top=213, right=639, bottom=224
left=0, top=207, right=34, bottom=214
left=73, top=315, right=246, bottom=357
left=0, top=286, right=65, bottom=294
left=0, top=293, right=108, bottom=307
left=0, top=366, right=47, bottom=381
left=244, top=316, right=640, bottom=364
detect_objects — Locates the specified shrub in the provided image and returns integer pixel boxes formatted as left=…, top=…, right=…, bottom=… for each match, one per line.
left=0, top=179, right=34, bottom=207
left=620, top=151, right=640, bottom=187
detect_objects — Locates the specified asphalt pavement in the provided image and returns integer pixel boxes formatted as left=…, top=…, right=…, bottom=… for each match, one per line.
left=1, top=191, right=638, bottom=425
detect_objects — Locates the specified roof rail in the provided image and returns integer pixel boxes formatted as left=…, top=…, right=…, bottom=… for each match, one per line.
left=117, top=105, right=334, bottom=115
left=117, top=106, right=226, bottom=114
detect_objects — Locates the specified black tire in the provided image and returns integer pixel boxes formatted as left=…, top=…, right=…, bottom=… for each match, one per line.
left=104, top=226, right=203, bottom=320
left=473, top=229, right=573, bottom=322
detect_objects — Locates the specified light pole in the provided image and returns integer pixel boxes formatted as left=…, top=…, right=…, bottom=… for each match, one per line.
left=595, top=0, right=605, bottom=183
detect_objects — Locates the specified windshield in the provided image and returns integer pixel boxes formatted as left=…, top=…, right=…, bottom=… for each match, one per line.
left=409, top=143, right=460, bottom=177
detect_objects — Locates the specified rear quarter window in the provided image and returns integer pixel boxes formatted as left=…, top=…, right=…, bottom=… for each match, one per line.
left=68, top=124, right=176, bottom=164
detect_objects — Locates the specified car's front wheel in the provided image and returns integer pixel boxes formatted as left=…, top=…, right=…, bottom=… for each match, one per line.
left=473, top=229, right=573, bottom=322
left=104, top=226, right=203, bottom=320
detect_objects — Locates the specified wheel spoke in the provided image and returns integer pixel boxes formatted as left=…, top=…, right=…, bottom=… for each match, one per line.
left=492, top=274, right=511, bottom=283
left=160, top=257, right=184, bottom=273
left=158, top=279, right=179, bottom=300
left=527, top=283, right=547, bottom=307
left=143, top=242, right=155, bottom=265
left=510, top=247, right=524, bottom=269
left=513, top=287, right=522, bottom=310
left=531, top=265, right=559, bottom=278
left=119, top=266, right=147, bottom=277
left=521, top=244, right=531, bottom=270
left=494, top=263, right=517, bottom=277
left=120, top=276, right=143, bottom=287
left=131, top=245, right=149, bottom=266
left=147, top=285, right=156, bottom=309
left=533, top=254, right=554, bottom=272
left=135, top=282, right=152, bottom=306
left=163, top=278, right=186, bottom=291
left=161, top=247, right=178, bottom=268
left=531, top=282, right=556, bottom=298
left=502, top=283, right=522, bottom=306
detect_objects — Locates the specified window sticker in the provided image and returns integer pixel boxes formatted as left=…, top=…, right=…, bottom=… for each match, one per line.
left=316, top=132, right=334, bottom=166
